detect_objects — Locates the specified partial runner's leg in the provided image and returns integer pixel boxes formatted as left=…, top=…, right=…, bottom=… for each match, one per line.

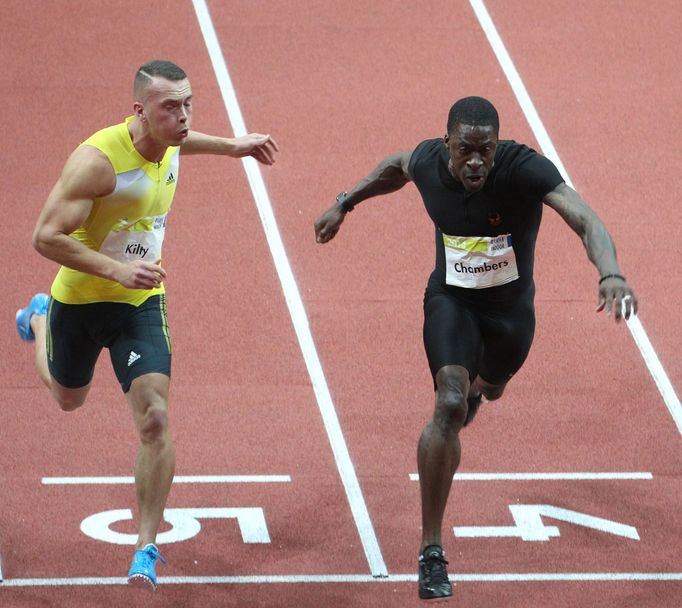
left=32, top=314, right=92, bottom=410
left=126, top=372, right=175, bottom=550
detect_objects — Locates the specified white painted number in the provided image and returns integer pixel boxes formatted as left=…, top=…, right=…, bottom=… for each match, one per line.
left=454, top=504, right=639, bottom=542
left=80, top=507, right=271, bottom=545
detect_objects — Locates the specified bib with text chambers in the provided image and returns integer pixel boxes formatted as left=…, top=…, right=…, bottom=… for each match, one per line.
left=442, top=233, right=519, bottom=289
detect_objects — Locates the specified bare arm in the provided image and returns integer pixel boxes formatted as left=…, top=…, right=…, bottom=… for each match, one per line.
left=543, top=182, right=637, bottom=320
left=32, top=146, right=166, bottom=290
left=314, top=150, right=413, bottom=243
left=180, top=130, right=279, bottom=165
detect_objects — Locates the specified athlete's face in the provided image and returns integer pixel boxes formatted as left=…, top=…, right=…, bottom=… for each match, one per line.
left=137, top=77, right=193, bottom=146
left=445, top=123, right=498, bottom=193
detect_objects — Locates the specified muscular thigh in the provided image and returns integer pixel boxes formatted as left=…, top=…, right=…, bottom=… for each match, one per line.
left=46, top=298, right=104, bottom=389
left=477, top=297, right=535, bottom=385
left=108, top=294, right=172, bottom=393
left=423, top=288, right=483, bottom=384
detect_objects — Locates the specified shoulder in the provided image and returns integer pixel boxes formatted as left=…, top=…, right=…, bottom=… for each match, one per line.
left=495, top=140, right=555, bottom=172
left=81, top=120, right=129, bottom=146
left=414, top=137, right=444, bottom=158
left=493, top=140, right=563, bottom=196
left=408, top=138, right=445, bottom=178
left=60, top=144, right=116, bottom=199
left=80, top=119, right=136, bottom=166
left=495, top=140, right=539, bottom=166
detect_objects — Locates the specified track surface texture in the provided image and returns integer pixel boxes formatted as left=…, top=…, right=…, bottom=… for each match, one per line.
left=1, top=1, right=680, bottom=606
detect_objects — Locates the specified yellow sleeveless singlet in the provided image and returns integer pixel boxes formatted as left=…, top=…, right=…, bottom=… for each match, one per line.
left=50, top=117, right=180, bottom=305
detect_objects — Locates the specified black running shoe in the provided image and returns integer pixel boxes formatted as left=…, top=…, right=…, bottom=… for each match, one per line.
left=418, top=545, right=452, bottom=599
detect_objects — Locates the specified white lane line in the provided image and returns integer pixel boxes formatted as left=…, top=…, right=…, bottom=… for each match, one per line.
left=409, top=472, right=653, bottom=481
left=42, top=475, right=291, bottom=485
left=191, top=0, right=387, bottom=578
left=2, top=572, right=682, bottom=586
left=468, top=0, right=682, bottom=436
left=626, top=314, right=682, bottom=435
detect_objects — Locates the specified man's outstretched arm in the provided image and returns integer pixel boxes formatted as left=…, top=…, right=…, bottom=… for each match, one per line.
left=544, top=182, right=637, bottom=321
left=314, top=150, right=413, bottom=244
left=181, top=130, right=279, bottom=165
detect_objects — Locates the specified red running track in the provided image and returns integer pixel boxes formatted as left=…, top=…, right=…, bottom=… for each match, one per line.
left=0, top=1, right=680, bottom=606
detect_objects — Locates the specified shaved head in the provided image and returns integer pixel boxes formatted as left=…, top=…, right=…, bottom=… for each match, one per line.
left=134, top=60, right=187, bottom=102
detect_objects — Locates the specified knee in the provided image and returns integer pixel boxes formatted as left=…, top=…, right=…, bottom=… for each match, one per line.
left=128, top=375, right=171, bottom=444
left=54, top=392, right=86, bottom=412
left=477, top=378, right=507, bottom=402
left=139, top=405, right=169, bottom=444
left=483, top=385, right=505, bottom=401
left=435, top=387, right=468, bottom=432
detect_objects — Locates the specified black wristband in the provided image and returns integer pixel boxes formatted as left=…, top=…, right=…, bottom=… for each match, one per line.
left=336, top=191, right=354, bottom=213
left=599, top=273, right=626, bottom=284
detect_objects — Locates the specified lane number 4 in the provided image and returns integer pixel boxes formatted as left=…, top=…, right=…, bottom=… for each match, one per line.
left=454, top=504, right=639, bottom=541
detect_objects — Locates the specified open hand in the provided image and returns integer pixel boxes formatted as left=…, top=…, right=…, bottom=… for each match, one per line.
left=597, top=277, right=637, bottom=321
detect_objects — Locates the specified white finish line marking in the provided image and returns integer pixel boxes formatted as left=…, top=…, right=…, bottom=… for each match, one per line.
left=469, top=0, right=682, bottom=436
left=191, top=0, right=387, bottom=578
left=2, top=572, right=682, bottom=587
left=42, top=475, right=291, bottom=485
left=409, top=472, right=653, bottom=481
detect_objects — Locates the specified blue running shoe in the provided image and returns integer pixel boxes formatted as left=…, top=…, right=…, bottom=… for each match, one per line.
left=15, top=293, right=50, bottom=342
left=127, top=543, right=167, bottom=591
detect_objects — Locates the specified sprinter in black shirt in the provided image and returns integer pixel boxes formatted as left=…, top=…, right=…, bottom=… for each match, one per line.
left=314, top=96, right=636, bottom=600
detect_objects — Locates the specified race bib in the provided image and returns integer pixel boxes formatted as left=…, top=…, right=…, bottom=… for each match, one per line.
left=99, top=213, right=168, bottom=262
left=443, top=233, right=519, bottom=289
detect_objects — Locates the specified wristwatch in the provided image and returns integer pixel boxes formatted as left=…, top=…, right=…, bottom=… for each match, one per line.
left=336, top=191, right=355, bottom=213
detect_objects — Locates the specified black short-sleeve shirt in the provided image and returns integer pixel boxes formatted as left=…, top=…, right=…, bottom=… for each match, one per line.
left=408, top=138, right=564, bottom=306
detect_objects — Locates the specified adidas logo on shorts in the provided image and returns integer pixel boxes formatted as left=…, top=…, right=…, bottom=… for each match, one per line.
left=128, top=351, right=141, bottom=367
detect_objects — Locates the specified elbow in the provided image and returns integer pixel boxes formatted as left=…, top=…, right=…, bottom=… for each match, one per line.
left=32, top=226, right=52, bottom=257
left=31, top=228, right=42, bottom=253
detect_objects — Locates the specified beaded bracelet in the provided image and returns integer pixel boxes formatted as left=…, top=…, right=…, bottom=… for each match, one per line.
left=599, top=274, right=626, bottom=284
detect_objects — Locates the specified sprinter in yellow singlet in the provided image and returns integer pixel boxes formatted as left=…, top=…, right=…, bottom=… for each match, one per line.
left=15, top=60, right=279, bottom=591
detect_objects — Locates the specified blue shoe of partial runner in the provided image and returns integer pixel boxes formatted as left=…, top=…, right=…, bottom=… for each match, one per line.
left=127, top=543, right=167, bottom=591
left=15, top=293, right=50, bottom=342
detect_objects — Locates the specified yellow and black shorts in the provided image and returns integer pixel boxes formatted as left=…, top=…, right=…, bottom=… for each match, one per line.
left=46, top=294, right=171, bottom=393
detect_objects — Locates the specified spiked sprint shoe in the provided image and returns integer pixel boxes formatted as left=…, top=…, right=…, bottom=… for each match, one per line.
left=15, top=293, right=49, bottom=342
left=418, top=544, right=452, bottom=600
left=127, top=543, right=167, bottom=590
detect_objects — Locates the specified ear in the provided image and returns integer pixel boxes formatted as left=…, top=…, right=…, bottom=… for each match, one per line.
left=133, top=101, right=146, bottom=121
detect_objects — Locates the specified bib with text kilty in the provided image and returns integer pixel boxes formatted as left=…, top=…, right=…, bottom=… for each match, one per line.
left=99, top=213, right=167, bottom=262
left=442, top=233, right=519, bottom=289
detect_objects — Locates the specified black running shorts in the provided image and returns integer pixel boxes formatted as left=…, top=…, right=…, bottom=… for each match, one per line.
left=422, top=283, right=535, bottom=388
left=46, top=294, right=172, bottom=393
